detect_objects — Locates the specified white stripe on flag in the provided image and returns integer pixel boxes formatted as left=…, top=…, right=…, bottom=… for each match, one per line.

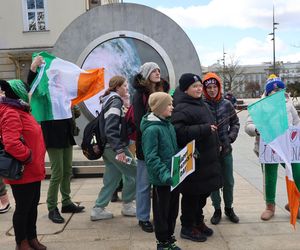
left=29, top=63, right=46, bottom=95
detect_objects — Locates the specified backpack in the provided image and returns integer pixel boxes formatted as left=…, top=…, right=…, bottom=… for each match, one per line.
left=125, top=94, right=147, bottom=141
left=81, top=96, right=117, bottom=160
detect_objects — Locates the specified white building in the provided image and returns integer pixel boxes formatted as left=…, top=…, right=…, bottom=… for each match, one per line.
left=203, top=61, right=300, bottom=98
left=0, top=0, right=119, bottom=81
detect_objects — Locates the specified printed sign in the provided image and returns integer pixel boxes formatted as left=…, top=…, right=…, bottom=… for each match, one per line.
left=171, top=140, right=195, bottom=191
left=259, top=127, right=300, bottom=163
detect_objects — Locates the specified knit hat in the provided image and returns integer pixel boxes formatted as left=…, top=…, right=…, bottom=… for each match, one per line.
left=139, top=62, right=160, bottom=80
left=265, top=74, right=285, bottom=96
left=179, top=73, right=202, bottom=92
left=148, top=92, right=173, bottom=115
left=0, top=79, right=29, bottom=102
left=202, top=72, right=222, bottom=101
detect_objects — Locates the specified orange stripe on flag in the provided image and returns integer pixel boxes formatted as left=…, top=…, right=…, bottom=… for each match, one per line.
left=72, top=68, right=105, bottom=106
left=286, top=177, right=300, bottom=228
left=186, top=143, right=194, bottom=172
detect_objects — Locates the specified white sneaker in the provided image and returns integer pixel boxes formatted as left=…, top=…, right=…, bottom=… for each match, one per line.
left=90, top=207, right=113, bottom=221
left=121, top=201, right=136, bottom=217
left=0, top=193, right=11, bottom=214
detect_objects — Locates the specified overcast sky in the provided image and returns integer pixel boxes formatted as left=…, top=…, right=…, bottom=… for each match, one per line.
left=125, top=0, right=300, bottom=66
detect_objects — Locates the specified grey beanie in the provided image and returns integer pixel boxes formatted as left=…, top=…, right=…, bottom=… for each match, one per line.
left=139, top=62, right=160, bottom=80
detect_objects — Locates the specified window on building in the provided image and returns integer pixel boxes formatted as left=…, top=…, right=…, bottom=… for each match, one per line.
left=22, top=0, right=48, bottom=31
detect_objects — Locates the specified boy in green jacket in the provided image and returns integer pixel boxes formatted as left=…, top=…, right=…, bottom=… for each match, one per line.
left=141, top=92, right=180, bottom=250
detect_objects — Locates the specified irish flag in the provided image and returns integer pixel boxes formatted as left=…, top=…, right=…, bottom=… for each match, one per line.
left=248, top=90, right=300, bottom=227
left=30, top=51, right=105, bottom=122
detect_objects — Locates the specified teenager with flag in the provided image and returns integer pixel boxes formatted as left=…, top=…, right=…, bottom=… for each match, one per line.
left=245, top=75, right=300, bottom=221
left=28, top=55, right=85, bottom=224
left=202, top=72, right=240, bottom=225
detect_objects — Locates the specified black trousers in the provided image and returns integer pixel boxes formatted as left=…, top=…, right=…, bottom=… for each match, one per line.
left=11, top=181, right=41, bottom=244
left=180, top=192, right=210, bottom=228
left=152, top=185, right=180, bottom=242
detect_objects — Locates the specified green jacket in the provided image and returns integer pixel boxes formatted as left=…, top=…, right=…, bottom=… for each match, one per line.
left=141, top=112, right=178, bottom=186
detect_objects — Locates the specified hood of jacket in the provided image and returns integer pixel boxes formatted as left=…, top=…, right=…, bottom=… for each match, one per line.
left=202, top=72, right=222, bottom=102
left=99, top=92, right=122, bottom=109
left=140, top=112, right=170, bottom=133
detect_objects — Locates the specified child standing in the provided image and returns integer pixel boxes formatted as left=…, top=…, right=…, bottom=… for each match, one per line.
left=140, top=92, right=180, bottom=250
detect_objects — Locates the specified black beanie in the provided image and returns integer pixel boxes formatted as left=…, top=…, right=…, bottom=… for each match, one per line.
left=0, top=80, right=19, bottom=99
left=179, top=73, right=202, bottom=92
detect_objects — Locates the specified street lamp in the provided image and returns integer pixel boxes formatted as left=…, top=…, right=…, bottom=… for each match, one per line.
left=268, top=5, right=279, bottom=75
left=220, top=46, right=226, bottom=92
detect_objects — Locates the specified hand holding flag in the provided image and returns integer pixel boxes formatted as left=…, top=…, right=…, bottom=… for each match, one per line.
left=29, top=51, right=105, bottom=122
left=248, top=90, right=300, bottom=227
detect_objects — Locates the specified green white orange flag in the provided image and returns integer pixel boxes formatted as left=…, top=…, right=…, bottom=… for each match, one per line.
left=29, top=51, right=105, bottom=122
left=248, top=90, right=300, bottom=227
left=171, top=140, right=195, bottom=191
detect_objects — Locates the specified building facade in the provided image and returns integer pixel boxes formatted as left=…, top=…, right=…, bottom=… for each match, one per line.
left=203, top=61, right=300, bottom=98
left=0, top=0, right=119, bottom=81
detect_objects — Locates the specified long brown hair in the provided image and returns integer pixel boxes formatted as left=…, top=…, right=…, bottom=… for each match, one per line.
left=139, top=78, right=165, bottom=94
left=102, top=76, right=126, bottom=97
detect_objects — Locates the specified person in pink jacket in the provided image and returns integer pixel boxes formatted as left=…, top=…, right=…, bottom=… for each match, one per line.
left=0, top=79, right=46, bottom=250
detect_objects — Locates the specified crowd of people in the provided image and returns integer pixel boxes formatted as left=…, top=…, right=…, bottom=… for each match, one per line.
left=0, top=57, right=299, bottom=250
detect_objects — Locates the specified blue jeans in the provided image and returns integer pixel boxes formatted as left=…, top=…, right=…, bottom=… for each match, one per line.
left=136, top=160, right=151, bottom=221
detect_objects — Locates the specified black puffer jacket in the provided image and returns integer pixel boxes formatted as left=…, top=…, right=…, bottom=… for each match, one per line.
left=171, top=88, right=223, bottom=195
left=132, top=74, right=169, bottom=160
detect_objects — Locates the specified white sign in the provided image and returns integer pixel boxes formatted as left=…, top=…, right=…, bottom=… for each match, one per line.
left=171, top=140, right=195, bottom=191
left=259, top=126, right=300, bottom=163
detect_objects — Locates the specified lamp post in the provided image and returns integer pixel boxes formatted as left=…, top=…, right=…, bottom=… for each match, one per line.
left=268, top=6, right=279, bottom=75
left=221, top=46, right=226, bottom=92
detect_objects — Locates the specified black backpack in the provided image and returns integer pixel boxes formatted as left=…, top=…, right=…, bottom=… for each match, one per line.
left=81, top=96, right=117, bottom=160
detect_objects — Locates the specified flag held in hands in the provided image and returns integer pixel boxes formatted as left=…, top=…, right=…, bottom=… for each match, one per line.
left=30, top=51, right=105, bottom=122
left=248, top=90, right=300, bottom=228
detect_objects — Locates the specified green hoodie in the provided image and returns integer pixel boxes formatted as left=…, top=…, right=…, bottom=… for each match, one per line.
left=141, top=112, right=178, bottom=186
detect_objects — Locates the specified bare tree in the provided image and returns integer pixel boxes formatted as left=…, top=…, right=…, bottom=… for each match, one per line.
left=216, top=54, right=245, bottom=93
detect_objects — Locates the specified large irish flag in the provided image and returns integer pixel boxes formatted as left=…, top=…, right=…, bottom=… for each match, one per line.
left=30, top=51, right=105, bottom=122
left=248, top=90, right=300, bottom=227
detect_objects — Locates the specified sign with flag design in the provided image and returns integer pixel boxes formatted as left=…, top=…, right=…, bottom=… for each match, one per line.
left=171, top=140, right=195, bottom=191
left=259, top=127, right=300, bottom=163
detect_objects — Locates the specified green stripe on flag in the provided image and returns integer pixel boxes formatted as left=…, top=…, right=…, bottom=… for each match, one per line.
left=248, top=90, right=288, bottom=144
left=172, top=156, right=180, bottom=187
left=30, top=51, right=55, bottom=121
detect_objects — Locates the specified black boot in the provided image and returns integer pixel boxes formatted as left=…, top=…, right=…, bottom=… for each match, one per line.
left=48, top=207, right=65, bottom=224
left=61, top=203, right=85, bottom=213
left=195, top=221, right=214, bottom=236
left=156, top=241, right=169, bottom=250
left=210, top=208, right=222, bottom=225
left=180, top=227, right=207, bottom=242
left=225, top=207, right=239, bottom=223
left=168, top=236, right=182, bottom=250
